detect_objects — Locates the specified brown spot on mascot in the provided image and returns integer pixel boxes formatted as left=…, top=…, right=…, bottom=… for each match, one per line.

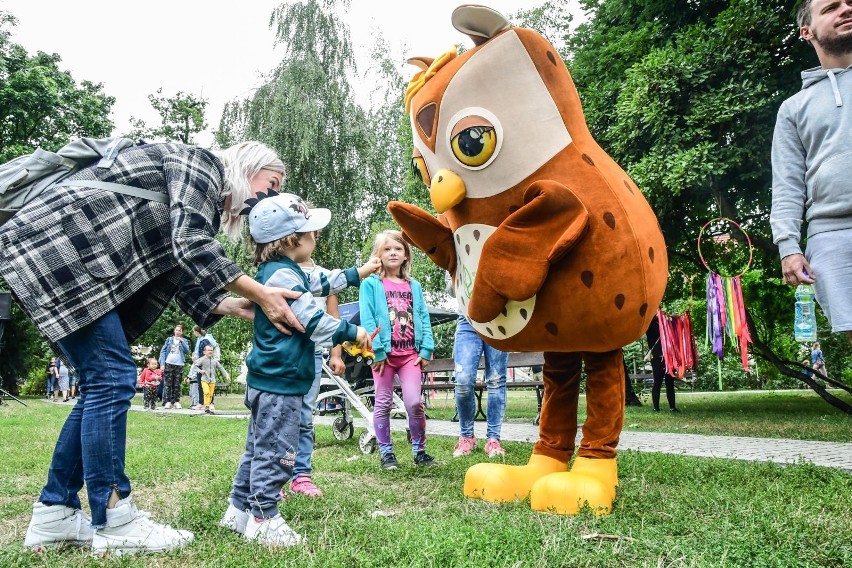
left=389, top=5, right=667, bottom=515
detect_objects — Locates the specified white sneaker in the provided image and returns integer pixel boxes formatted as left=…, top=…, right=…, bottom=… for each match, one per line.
left=164, top=402, right=172, bottom=409
left=173, top=402, right=181, bottom=409
left=244, top=515, right=303, bottom=547
left=23, top=502, right=94, bottom=550
left=218, top=503, right=249, bottom=534
left=208, top=403, right=215, bottom=413
left=91, top=496, right=193, bottom=555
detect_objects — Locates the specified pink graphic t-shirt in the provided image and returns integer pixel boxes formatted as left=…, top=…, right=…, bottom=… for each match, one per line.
left=382, top=278, right=416, bottom=355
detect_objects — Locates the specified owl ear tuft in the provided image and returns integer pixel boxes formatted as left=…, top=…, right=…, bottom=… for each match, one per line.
left=407, top=57, right=434, bottom=72
left=452, top=5, right=511, bottom=46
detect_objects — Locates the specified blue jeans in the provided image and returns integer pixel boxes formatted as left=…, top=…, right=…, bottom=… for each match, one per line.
left=454, top=315, right=508, bottom=440
left=39, top=310, right=137, bottom=527
left=293, top=352, right=322, bottom=477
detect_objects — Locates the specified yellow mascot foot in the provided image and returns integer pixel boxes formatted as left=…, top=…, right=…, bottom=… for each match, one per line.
left=464, top=454, right=567, bottom=503
left=529, top=457, right=618, bottom=515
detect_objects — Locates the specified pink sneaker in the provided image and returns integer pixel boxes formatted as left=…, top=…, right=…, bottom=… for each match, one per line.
left=452, top=436, right=477, bottom=457
left=289, top=475, right=323, bottom=497
left=484, top=438, right=506, bottom=458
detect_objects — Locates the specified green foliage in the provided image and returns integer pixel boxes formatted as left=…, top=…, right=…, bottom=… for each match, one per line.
left=0, top=13, right=114, bottom=162
left=125, top=88, right=208, bottom=144
left=0, top=12, right=114, bottom=392
left=218, top=0, right=399, bottom=282
left=558, top=0, right=851, bottom=382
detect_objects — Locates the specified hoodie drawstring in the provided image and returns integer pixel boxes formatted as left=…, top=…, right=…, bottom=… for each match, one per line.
left=827, top=70, right=843, bottom=107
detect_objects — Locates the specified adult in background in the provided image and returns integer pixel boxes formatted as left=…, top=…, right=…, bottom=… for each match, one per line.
left=192, top=325, right=218, bottom=358
left=771, top=0, right=852, bottom=346
left=811, top=342, right=827, bottom=375
left=56, top=357, right=71, bottom=403
left=45, top=357, right=58, bottom=401
left=2, top=140, right=303, bottom=555
left=645, top=314, right=679, bottom=413
left=158, top=323, right=189, bottom=409
left=68, top=367, right=79, bottom=400
left=446, top=272, right=509, bottom=458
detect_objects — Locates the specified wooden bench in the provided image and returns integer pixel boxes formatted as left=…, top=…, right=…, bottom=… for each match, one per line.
left=422, top=354, right=680, bottom=422
left=422, top=352, right=546, bottom=424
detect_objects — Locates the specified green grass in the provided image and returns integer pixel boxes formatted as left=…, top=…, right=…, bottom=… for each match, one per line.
left=211, top=387, right=852, bottom=441
left=1, top=400, right=851, bottom=567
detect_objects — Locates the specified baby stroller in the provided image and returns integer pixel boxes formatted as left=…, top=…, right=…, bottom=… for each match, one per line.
left=315, top=348, right=408, bottom=454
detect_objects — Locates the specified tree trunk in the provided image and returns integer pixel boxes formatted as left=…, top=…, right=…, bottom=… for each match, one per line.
left=745, top=307, right=852, bottom=414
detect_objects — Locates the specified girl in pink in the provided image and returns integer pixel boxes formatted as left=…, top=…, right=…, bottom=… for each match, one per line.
left=137, top=358, right=162, bottom=411
left=359, top=230, right=435, bottom=469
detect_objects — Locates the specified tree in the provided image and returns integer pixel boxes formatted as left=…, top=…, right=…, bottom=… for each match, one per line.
left=126, top=88, right=208, bottom=144
left=217, top=0, right=401, bottom=300
left=556, top=0, right=851, bottom=409
left=0, top=12, right=115, bottom=394
left=0, top=12, right=114, bottom=162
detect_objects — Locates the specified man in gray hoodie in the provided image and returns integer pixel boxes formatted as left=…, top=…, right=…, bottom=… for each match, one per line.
left=771, top=0, right=852, bottom=344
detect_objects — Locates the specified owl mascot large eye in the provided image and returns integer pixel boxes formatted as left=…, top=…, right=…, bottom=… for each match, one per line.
left=389, top=5, right=668, bottom=515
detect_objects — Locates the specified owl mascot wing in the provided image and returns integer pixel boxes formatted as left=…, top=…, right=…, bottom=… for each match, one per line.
left=389, top=5, right=667, bottom=515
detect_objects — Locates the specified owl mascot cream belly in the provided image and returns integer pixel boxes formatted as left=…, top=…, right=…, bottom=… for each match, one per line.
left=388, top=5, right=668, bottom=515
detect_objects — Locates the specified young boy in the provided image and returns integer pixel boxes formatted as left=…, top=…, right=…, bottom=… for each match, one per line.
left=196, top=344, right=230, bottom=413
left=219, top=192, right=379, bottom=547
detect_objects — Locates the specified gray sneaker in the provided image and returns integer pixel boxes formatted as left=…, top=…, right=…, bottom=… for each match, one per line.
left=24, top=502, right=94, bottom=550
left=91, top=496, right=193, bottom=555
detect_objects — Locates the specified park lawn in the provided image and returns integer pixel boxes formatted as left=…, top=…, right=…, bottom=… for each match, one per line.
left=0, top=400, right=850, bottom=567
left=205, top=388, right=852, bottom=442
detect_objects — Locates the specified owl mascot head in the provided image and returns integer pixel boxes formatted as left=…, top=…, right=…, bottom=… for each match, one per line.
left=388, top=5, right=668, bottom=514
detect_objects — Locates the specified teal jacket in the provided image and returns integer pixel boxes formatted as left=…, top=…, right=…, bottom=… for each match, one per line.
left=247, top=257, right=359, bottom=396
left=358, top=274, right=434, bottom=362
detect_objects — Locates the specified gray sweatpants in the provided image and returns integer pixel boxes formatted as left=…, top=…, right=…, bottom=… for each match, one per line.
left=229, top=387, right=301, bottom=518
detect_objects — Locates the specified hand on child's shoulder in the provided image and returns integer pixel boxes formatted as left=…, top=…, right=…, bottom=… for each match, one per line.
left=358, top=257, right=382, bottom=278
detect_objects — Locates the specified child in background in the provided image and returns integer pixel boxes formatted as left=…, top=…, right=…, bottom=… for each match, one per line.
left=219, top=192, right=378, bottom=547
left=196, top=344, right=230, bottom=413
left=359, top=230, right=435, bottom=470
left=186, top=363, right=202, bottom=409
left=138, top=358, right=163, bottom=410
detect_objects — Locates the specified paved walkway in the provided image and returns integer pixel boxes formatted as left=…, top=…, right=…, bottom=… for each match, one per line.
left=312, top=415, right=852, bottom=472
left=122, top=403, right=852, bottom=472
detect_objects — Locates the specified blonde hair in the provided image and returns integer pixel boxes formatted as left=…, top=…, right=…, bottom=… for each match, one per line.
left=253, top=233, right=304, bottom=265
left=212, top=142, right=286, bottom=241
left=370, top=230, right=411, bottom=279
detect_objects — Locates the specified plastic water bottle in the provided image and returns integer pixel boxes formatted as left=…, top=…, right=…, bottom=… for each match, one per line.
left=794, top=284, right=817, bottom=342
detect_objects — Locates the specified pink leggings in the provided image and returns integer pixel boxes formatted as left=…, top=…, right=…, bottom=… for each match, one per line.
left=372, top=353, right=426, bottom=455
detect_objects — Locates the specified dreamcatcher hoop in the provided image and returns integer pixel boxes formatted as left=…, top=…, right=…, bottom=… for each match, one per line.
left=697, top=217, right=754, bottom=277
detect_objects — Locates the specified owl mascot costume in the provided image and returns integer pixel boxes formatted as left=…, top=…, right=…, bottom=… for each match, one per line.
left=389, top=5, right=668, bottom=515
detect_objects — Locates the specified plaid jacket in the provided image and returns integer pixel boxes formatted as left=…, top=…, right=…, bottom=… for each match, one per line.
left=0, top=143, right=244, bottom=344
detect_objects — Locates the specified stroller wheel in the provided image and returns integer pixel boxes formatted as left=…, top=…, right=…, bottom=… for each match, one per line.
left=332, top=416, right=354, bottom=440
left=359, top=430, right=377, bottom=454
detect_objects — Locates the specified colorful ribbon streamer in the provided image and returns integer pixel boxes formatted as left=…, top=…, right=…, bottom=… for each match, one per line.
left=705, top=271, right=752, bottom=388
left=657, top=308, right=698, bottom=380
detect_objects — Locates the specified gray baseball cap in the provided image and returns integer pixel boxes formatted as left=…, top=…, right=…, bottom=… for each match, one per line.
left=248, top=193, right=331, bottom=244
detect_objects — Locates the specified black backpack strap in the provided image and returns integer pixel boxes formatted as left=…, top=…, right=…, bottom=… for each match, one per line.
left=53, top=180, right=169, bottom=204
